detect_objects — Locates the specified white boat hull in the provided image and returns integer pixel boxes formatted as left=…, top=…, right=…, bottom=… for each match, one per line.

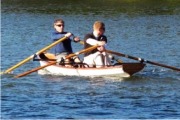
left=38, top=53, right=145, bottom=78
left=39, top=61, right=145, bottom=78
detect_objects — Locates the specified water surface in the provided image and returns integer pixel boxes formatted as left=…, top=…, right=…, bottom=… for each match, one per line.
left=1, top=0, right=180, bottom=119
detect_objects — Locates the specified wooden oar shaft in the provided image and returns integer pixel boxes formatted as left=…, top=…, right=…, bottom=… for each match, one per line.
left=3, top=36, right=67, bottom=74
left=145, top=60, right=180, bottom=71
left=106, top=50, right=180, bottom=71
left=3, top=55, right=34, bottom=74
left=15, top=61, right=57, bottom=78
left=67, top=45, right=98, bottom=58
left=15, top=45, right=98, bottom=78
left=106, top=50, right=139, bottom=60
left=35, top=36, right=67, bottom=55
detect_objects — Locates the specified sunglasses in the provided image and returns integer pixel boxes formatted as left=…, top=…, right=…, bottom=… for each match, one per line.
left=56, top=24, right=64, bottom=27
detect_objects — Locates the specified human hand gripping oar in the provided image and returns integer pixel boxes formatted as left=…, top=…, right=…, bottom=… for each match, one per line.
left=1, top=36, right=68, bottom=74
left=105, top=50, right=180, bottom=71
left=14, top=45, right=99, bottom=78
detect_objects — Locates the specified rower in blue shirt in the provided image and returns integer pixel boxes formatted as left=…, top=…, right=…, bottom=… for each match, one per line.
left=52, top=18, right=81, bottom=66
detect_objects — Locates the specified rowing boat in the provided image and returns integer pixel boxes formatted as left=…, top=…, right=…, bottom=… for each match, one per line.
left=38, top=53, right=145, bottom=77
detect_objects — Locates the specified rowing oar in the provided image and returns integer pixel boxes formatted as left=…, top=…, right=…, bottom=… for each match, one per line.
left=1, top=36, right=68, bottom=74
left=106, top=49, right=180, bottom=71
left=79, top=40, right=123, bottom=63
left=14, top=45, right=98, bottom=78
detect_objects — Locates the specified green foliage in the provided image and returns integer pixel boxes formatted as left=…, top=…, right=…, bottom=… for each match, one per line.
left=2, top=0, right=180, bottom=15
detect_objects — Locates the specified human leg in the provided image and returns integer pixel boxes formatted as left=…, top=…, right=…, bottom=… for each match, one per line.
left=55, top=52, right=71, bottom=66
left=83, top=54, right=96, bottom=67
left=93, top=52, right=105, bottom=68
left=102, top=52, right=112, bottom=66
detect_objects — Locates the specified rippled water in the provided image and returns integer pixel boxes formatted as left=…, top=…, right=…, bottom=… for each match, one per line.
left=1, top=0, right=180, bottom=119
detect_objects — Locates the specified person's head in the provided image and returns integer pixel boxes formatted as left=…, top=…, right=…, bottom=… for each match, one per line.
left=93, top=21, right=105, bottom=36
left=54, top=18, right=65, bottom=32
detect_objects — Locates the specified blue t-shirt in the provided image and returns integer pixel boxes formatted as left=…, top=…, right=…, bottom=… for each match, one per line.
left=51, top=31, right=73, bottom=55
